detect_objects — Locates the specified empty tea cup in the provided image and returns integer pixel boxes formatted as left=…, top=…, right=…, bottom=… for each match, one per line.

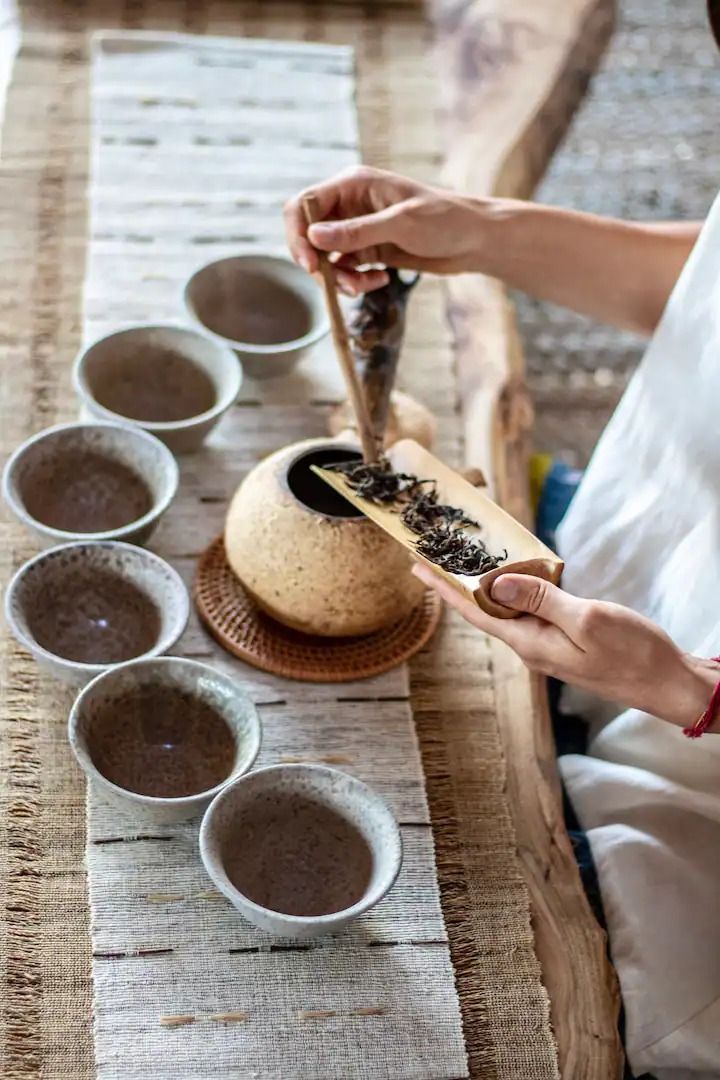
left=199, top=764, right=403, bottom=938
left=5, top=540, right=189, bottom=685
left=69, top=657, right=261, bottom=824
left=2, top=421, right=178, bottom=547
left=73, top=324, right=241, bottom=453
left=183, top=254, right=329, bottom=379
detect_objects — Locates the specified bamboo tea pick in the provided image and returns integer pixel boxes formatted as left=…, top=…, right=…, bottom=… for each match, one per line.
left=303, top=193, right=377, bottom=463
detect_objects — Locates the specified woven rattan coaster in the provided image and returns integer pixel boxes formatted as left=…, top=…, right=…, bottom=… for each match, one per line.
left=194, top=536, right=443, bottom=682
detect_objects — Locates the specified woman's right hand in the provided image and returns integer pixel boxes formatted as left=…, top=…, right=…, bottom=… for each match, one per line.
left=285, top=166, right=698, bottom=331
left=283, top=165, right=486, bottom=294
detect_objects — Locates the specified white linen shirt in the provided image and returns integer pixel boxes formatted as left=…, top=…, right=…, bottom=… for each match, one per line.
left=557, top=193, right=720, bottom=1079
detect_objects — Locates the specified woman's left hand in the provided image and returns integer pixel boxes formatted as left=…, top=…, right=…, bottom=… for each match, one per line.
left=412, top=565, right=719, bottom=730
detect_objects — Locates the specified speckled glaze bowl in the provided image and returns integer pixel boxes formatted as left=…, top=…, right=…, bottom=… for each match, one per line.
left=183, top=254, right=329, bottom=380
left=69, top=657, right=262, bottom=824
left=223, top=437, right=426, bottom=637
left=2, top=422, right=178, bottom=547
left=73, top=324, right=241, bottom=453
left=5, top=541, right=190, bottom=685
left=200, top=764, right=403, bottom=938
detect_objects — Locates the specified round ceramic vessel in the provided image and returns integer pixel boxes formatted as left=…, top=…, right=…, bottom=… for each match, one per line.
left=223, top=437, right=426, bottom=637
left=73, top=324, right=242, bottom=453
left=200, top=764, right=403, bottom=939
left=183, top=254, right=329, bottom=380
left=5, top=541, right=190, bottom=685
left=2, top=421, right=179, bottom=548
left=69, top=657, right=262, bottom=825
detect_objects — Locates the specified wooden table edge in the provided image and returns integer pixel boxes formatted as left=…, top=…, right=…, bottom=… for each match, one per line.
left=431, top=1, right=624, bottom=1076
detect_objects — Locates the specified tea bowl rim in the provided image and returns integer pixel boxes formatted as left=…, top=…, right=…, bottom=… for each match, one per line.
left=199, top=762, right=403, bottom=930
left=182, top=252, right=330, bottom=356
left=4, top=539, right=190, bottom=680
left=67, top=655, right=262, bottom=811
left=72, top=323, right=242, bottom=433
left=1, top=420, right=180, bottom=544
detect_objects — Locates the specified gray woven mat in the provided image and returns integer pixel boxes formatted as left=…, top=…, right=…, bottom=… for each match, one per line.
left=520, top=0, right=720, bottom=463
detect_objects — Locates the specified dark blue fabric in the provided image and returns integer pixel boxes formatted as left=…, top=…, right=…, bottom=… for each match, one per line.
left=536, top=461, right=584, bottom=550
left=547, top=678, right=608, bottom=930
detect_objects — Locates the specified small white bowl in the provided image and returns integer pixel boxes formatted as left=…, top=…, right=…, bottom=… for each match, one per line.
left=2, top=421, right=178, bottom=548
left=200, top=764, right=403, bottom=939
left=69, top=657, right=262, bottom=824
left=5, top=541, right=190, bottom=685
left=73, top=324, right=242, bottom=453
left=183, top=254, right=329, bottom=380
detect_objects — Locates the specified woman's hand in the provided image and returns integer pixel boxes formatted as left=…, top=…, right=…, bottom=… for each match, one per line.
left=283, top=165, right=486, bottom=295
left=284, top=164, right=699, bottom=332
left=413, top=565, right=719, bottom=731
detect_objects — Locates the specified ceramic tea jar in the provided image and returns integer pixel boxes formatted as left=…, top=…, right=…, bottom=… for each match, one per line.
left=224, top=437, right=425, bottom=637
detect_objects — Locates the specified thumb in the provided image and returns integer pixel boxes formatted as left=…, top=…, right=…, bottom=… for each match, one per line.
left=307, top=203, right=406, bottom=254
left=491, top=574, right=576, bottom=629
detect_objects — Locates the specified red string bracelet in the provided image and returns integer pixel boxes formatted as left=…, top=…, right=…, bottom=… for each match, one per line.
left=683, top=656, right=720, bottom=739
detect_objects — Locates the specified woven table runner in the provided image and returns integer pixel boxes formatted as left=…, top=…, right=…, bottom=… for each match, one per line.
left=84, top=31, right=467, bottom=1080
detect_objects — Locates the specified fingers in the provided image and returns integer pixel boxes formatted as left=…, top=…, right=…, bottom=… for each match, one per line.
left=283, top=200, right=320, bottom=274
left=284, top=166, right=428, bottom=283
left=333, top=247, right=439, bottom=282
left=333, top=251, right=385, bottom=271
left=307, top=203, right=408, bottom=256
left=283, top=176, right=346, bottom=274
left=490, top=574, right=586, bottom=639
left=410, top=561, right=535, bottom=652
left=335, top=267, right=390, bottom=296
left=284, top=165, right=388, bottom=271
left=412, top=563, right=514, bottom=640
left=412, top=564, right=580, bottom=663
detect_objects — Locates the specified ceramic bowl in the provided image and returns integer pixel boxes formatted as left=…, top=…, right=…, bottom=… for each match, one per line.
left=5, top=541, right=190, bottom=685
left=73, top=324, right=241, bottom=453
left=200, top=764, right=403, bottom=939
left=69, top=657, right=262, bottom=825
left=2, top=421, right=179, bottom=548
left=183, top=254, right=329, bottom=380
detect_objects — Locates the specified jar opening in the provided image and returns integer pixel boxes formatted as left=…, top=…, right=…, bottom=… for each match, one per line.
left=287, top=447, right=364, bottom=518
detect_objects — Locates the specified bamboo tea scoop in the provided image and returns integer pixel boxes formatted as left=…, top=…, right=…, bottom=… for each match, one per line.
left=313, top=438, right=564, bottom=620
left=303, top=194, right=377, bottom=463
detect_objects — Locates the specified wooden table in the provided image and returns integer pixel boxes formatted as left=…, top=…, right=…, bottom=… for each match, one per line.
left=0, top=2, right=621, bottom=1077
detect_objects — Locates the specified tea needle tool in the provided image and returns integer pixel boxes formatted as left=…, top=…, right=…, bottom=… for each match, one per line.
left=302, top=193, right=377, bottom=463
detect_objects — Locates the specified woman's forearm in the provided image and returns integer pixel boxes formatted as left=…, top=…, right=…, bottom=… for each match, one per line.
left=478, top=199, right=701, bottom=336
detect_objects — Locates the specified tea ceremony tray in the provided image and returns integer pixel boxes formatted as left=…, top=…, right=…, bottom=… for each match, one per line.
left=0, top=2, right=621, bottom=1079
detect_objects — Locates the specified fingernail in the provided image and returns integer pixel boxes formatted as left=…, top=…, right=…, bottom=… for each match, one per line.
left=298, top=253, right=312, bottom=272
left=308, top=222, right=333, bottom=243
left=339, top=281, right=358, bottom=297
left=412, top=563, right=430, bottom=582
left=491, top=576, right=518, bottom=603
